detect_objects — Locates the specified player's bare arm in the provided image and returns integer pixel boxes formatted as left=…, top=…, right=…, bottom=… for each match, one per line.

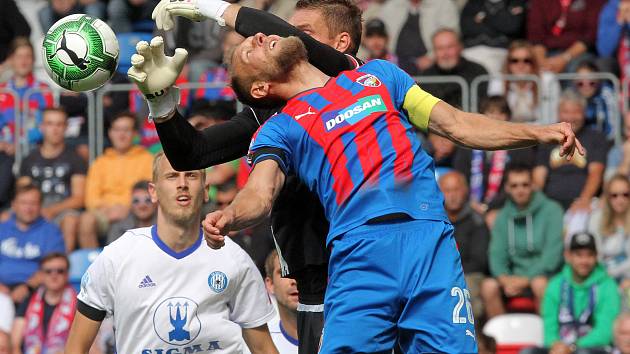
left=203, top=160, right=285, bottom=248
left=242, top=325, right=281, bottom=354
left=65, top=312, right=102, bottom=354
left=426, top=100, right=585, bottom=160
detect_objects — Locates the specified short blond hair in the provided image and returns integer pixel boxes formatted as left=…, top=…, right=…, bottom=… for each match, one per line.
left=152, top=151, right=205, bottom=183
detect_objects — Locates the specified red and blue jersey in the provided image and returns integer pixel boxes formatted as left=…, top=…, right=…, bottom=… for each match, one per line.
left=0, top=74, right=53, bottom=145
left=249, top=60, right=447, bottom=243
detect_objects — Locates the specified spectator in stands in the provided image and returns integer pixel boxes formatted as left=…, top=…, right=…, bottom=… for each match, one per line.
left=361, top=18, right=397, bottom=64
left=0, top=184, right=65, bottom=304
left=426, top=132, right=456, bottom=170
left=10, top=253, right=75, bottom=354
left=265, top=250, right=298, bottom=352
left=488, top=40, right=561, bottom=123
left=613, top=313, right=630, bottom=354
left=527, top=0, right=607, bottom=74
left=192, top=29, right=241, bottom=103
left=460, top=0, right=526, bottom=76
left=572, top=61, right=618, bottom=139
left=0, top=0, right=30, bottom=66
left=453, top=96, right=536, bottom=217
left=421, top=28, right=488, bottom=108
left=378, top=0, right=459, bottom=75
left=79, top=111, right=152, bottom=248
left=587, top=175, right=630, bottom=285
left=38, top=0, right=106, bottom=33
left=0, top=293, right=13, bottom=334
left=439, top=171, right=490, bottom=321
left=108, top=0, right=159, bottom=33
left=534, top=90, right=608, bottom=211
left=0, top=38, right=52, bottom=150
left=18, top=108, right=87, bottom=252
left=522, top=232, right=619, bottom=354
left=106, top=180, right=155, bottom=244
left=608, top=112, right=630, bottom=179
left=597, top=0, right=630, bottom=92
left=241, top=0, right=296, bottom=21
left=482, top=165, right=564, bottom=319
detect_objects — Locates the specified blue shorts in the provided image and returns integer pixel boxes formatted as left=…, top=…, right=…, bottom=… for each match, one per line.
left=320, top=219, right=477, bottom=354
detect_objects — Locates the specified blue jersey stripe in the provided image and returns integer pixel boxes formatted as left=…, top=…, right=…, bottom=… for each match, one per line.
left=297, top=92, right=331, bottom=110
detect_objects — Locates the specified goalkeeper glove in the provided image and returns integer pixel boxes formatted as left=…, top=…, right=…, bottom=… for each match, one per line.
left=152, top=0, right=231, bottom=31
left=127, top=36, right=188, bottom=121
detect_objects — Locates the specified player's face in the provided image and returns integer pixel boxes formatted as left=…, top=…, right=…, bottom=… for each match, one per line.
left=558, top=101, right=585, bottom=132
left=108, top=116, right=136, bottom=152
left=505, top=172, right=533, bottom=208
left=12, top=190, right=41, bottom=226
left=439, top=174, right=468, bottom=213
left=150, top=157, right=207, bottom=226
left=11, top=46, right=34, bottom=78
left=433, top=32, right=462, bottom=71
left=41, top=111, right=67, bottom=146
left=566, top=248, right=597, bottom=279
left=615, top=318, right=630, bottom=353
left=290, top=9, right=334, bottom=47
left=41, top=257, right=69, bottom=292
left=232, top=33, right=295, bottom=77
left=265, top=257, right=299, bottom=312
left=131, top=188, right=156, bottom=222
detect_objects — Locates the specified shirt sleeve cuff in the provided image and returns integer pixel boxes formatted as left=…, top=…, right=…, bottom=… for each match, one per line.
left=77, top=299, right=107, bottom=322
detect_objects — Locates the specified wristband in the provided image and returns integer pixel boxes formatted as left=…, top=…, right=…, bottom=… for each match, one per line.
left=146, top=86, right=180, bottom=122
left=197, top=0, right=230, bottom=26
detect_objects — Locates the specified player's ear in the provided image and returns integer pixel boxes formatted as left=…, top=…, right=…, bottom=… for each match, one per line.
left=250, top=81, right=270, bottom=99
left=334, top=31, right=351, bottom=54
left=148, top=182, right=158, bottom=203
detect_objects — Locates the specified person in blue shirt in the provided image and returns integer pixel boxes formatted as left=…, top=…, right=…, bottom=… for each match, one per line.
left=129, top=32, right=583, bottom=353
left=0, top=183, right=65, bottom=305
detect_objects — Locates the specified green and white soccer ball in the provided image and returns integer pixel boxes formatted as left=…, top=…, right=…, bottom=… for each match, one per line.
left=42, top=14, right=119, bottom=92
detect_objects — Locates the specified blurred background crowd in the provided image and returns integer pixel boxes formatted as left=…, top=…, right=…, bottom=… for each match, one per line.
left=4, top=0, right=630, bottom=353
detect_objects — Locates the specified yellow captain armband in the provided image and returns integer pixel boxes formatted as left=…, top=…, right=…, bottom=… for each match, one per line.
left=403, top=85, right=441, bottom=132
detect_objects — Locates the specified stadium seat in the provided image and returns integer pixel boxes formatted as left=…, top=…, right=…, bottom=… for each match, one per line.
left=116, top=32, right=153, bottom=74
left=132, top=20, right=155, bottom=33
left=483, top=313, right=544, bottom=354
left=68, top=248, right=103, bottom=292
left=506, top=296, right=537, bottom=313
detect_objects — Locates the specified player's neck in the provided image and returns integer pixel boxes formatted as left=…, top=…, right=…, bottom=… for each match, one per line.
left=156, top=212, right=201, bottom=252
left=278, top=305, right=298, bottom=340
left=274, top=62, right=329, bottom=99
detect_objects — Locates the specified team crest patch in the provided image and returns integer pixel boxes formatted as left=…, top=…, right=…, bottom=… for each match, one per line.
left=208, top=271, right=229, bottom=293
left=356, top=74, right=381, bottom=87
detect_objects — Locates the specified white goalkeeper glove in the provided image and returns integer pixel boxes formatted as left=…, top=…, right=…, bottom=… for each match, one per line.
left=152, top=0, right=231, bottom=31
left=127, top=36, right=188, bottom=121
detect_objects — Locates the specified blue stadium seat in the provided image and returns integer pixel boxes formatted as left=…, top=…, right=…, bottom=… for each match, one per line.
left=116, top=32, right=153, bottom=74
left=132, top=20, right=155, bottom=33
left=68, top=248, right=103, bottom=292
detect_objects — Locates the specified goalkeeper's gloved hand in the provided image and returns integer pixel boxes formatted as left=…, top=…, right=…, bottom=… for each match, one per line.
left=152, top=0, right=230, bottom=31
left=127, top=36, right=188, bottom=122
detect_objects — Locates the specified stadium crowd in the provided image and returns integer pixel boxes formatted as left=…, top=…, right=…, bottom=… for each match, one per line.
left=4, top=0, right=630, bottom=353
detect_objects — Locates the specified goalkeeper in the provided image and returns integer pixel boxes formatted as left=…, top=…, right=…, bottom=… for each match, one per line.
left=135, top=1, right=363, bottom=353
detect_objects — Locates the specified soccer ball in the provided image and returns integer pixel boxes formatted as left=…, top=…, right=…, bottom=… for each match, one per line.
left=42, top=14, right=119, bottom=92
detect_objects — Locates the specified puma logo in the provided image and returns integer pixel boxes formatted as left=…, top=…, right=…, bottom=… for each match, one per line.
left=49, top=30, right=90, bottom=70
left=294, top=107, right=316, bottom=120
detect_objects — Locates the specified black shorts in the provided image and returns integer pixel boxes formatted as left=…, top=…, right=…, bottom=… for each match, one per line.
left=297, top=307, right=324, bottom=354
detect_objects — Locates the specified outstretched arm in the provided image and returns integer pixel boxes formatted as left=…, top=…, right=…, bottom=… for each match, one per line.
left=203, top=160, right=285, bottom=248
left=426, top=100, right=584, bottom=158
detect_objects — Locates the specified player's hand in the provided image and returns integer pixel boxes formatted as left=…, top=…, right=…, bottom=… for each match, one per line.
left=127, top=36, right=187, bottom=120
left=202, top=210, right=234, bottom=249
left=539, top=122, right=585, bottom=161
left=152, top=0, right=230, bottom=31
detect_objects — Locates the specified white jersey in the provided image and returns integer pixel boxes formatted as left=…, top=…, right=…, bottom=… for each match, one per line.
left=268, top=317, right=298, bottom=354
left=78, top=226, right=275, bottom=354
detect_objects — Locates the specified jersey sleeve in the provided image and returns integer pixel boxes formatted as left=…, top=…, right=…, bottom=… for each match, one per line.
left=227, top=243, right=276, bottom=328
left=77, top=248, right=116, bottom=319
left=247, top=114, right=293, bottom=175
left=363, top=60, right=441, bottom=132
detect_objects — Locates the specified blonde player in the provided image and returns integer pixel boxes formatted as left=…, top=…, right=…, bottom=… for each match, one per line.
left=65, top=151, right=278, bottom=354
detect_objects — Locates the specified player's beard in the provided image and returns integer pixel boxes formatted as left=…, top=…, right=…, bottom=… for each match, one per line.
left=265, top=36, right=308, bottom=82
